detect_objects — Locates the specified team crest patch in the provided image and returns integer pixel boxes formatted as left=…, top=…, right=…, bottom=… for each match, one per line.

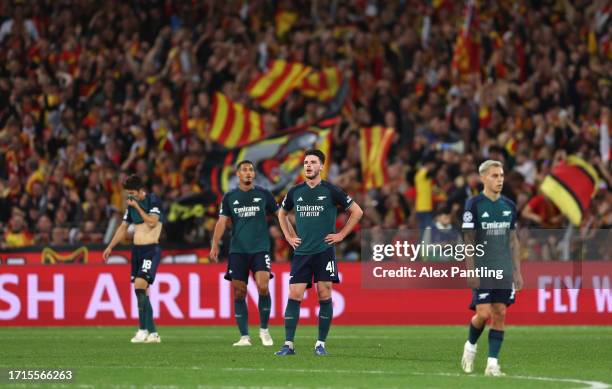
left=463, top=211, right=473, bottom=222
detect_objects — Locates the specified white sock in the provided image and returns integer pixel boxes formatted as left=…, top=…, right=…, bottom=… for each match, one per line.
left=260, top=328, right=269, bottom=333
left=150, top=332, right=158, bottom=336
left=487, top=357, right=498, bottom=366
left=284, top=341, right=294, bottom=349
left=315, top=340, right=325, bottom=348
left=465, top=340, right=477, bottom=350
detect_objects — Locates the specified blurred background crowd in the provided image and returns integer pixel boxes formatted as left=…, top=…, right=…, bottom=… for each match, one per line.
left=0, top=0, right=610, bottom=261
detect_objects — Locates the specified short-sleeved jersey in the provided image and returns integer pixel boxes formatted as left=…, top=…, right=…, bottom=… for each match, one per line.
left=123, top=193, right=163, bottom=225
left=462, top=193, right=517, bottom=277
left=220, top=186, right=278, bottom=254
left=281, top=180, right=353, bottom=255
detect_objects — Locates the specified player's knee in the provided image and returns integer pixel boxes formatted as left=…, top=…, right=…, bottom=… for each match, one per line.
left=288, top=290, right=304, bottom=301
left=134, top=277, right=148, bottom=290
left=317, top=286, right=332, bottom=300
left=476, top=309, right=491, bottom=323
left=256, top=282, right=269, bottom=296
left=492, top=310, right=506, bottom=323
left=232, top=283, right=247, bottom=300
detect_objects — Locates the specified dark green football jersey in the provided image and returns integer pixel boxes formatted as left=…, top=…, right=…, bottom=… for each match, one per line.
left=462, top=193, right=517, bottom=279
left=220, top=186, right=278, bottom=254
left=281, top=180, right=353, bottom=255
left=123, top=193, right=163, bottom=224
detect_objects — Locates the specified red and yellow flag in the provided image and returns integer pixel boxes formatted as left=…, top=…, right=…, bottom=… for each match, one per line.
left=275, top=11, right=298, bottom=38
left=451, top=0, right=481, bottom=75
left=359, top=127, right=395, bottom=189
left=300, top=67, right=341, bottom=102
left=248, top=60, right=312, bottom=109
left=540, top=156, right=599, bottom=226
left=210, top=92, right=264, bottom=148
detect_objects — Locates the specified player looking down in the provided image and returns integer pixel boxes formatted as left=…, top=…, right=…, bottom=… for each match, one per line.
left=275, top=149, right=363, bottom=356
left=103, top=174, right=163, bottom=344
left=210, top=160, right=283, bottom=347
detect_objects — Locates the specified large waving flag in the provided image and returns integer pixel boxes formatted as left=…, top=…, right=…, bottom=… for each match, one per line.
left=247, top=60, right=312, bottom=109
left=540, top=155, right=600, bottom=226
left=451, top=0, right=481, bottom=75
left=200, top=125, right=334, bottom=197
left=360, top=127, right=396, bottom=189
left=209, top=92, right=264, bottom=148
left=300, top=67, right=342, bottom=102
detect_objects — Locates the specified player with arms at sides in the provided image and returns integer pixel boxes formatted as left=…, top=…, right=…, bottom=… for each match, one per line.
left=461, top=160, right=523, bottom=376
left=210, top=160, right=285, bottom=347
left=103, top=174, right=164, bottom=343
left=275, top=149, right=363, bottom=356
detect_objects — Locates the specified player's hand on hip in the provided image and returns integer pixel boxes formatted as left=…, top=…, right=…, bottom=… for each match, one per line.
left=287, top=236, right=301, bottom=249
left=513, top=271, right=524, bottom=291
left=467, top=277, right=480, bottom=289
left=324, top=233, right=344, bottom=244
left=210, top=246, right=219, bottom=263
left=102, top=247, right=111, bottom=262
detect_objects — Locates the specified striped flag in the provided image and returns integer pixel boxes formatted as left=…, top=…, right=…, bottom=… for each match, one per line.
left=359, top=127, right=396, bottom=189
left=209, top=92, right=264, bottom=148
left=300, top=67, right=342, bottom=102
left=201, top=128, right=334, bottom=197
left=451, top=0, right=481, bottom=75
left=248, top=60, right=312, bottom=109
left=540, top=156, right=600, bottom=226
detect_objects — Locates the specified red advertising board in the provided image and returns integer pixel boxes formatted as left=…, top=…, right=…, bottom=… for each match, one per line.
left=1, top=262, right=611, bottom=326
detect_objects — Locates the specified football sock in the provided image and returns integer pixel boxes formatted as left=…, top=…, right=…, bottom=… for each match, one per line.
left=234, top=298, right=249, bottom=336
left=284, top=299, right=301, bottom=342
left=468, top=322, right=484, bottom=345
left=258, top=294, right=271, bottom=330
left=135, top=289, right=147, bottom=330
left=144, top=295, right=157, bottom=333
left=317, top=299, right=333, bottom=342
left=488, top=329, right=505, bottom=358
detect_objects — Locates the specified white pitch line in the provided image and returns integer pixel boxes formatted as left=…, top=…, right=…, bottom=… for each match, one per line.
left=222, top=367, right=611, bottom=389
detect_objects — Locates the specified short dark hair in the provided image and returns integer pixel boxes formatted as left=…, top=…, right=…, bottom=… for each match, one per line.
left=236, top=160, right=254, bottom=170
left=304, top=149, right=325, bottom=165
left=124, top=174, right=144, bottom=190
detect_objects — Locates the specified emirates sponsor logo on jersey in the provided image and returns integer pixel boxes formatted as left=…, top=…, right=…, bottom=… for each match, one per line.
left=296, top=204, right=324, bottom=217
left=233, top=205, right=261, bottom=217
left=482, top=221, right=511, bottom=235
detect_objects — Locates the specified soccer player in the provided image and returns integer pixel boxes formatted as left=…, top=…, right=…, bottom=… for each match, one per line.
left=210, top=160, right=281, bottom=347
left=460, top=160, right=523, bottom=376
left=103, top=174, right=163, bottom=343
left=275, top=149, right=363, bottom=356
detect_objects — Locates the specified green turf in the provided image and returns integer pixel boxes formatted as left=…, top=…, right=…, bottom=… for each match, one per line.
left=1, top=326, right=610, bottom=388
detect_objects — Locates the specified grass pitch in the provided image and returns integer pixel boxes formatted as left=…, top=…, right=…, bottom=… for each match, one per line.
left=1, top=326, right=611, bottom=388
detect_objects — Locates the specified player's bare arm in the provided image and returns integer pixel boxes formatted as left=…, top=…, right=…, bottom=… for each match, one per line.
left=278, top=207, right=301, bottom=249
left=463, top=229, right=479, bottom=289
left=510, top=230, right=523, bottom=291
left=103, top=221, right=129, bottom=261
left=210, top=215, right=229, bottom=263
left=324, top=202, right=363, bottom=244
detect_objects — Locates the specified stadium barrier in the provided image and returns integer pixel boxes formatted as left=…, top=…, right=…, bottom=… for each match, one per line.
left=0, top=248, right=610, bottom=326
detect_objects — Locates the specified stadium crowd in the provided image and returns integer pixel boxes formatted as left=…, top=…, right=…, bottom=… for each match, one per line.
left=0, top=0, right=610, bottom=261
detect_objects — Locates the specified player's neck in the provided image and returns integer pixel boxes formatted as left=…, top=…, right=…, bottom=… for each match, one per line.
left=483, top=188, right=501, bottom=202
left=239, top=183, right=253, bottom=191
left=305, top=176, right=322, bottom=188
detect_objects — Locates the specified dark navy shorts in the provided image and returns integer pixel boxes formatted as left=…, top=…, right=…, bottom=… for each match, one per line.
left=469, top=286, right=516, bottom=310
left=290, top=247, right=339, bottom=288
left=131, top=244, right=162, bottom=285
left=224, top=252, right=273, bottom=283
